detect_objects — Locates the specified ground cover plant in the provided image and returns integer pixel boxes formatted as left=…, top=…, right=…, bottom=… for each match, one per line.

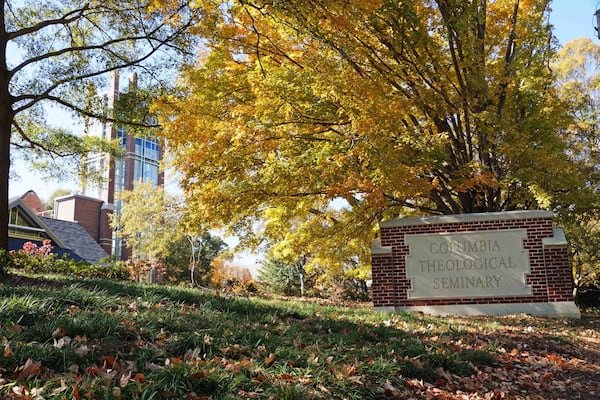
left=0, top=272, right=598, bottom=399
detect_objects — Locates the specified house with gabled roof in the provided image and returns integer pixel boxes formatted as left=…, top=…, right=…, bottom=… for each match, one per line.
left=8, top=192, right=108, bottom=263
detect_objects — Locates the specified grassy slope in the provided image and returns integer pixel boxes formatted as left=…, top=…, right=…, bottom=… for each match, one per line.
left=0, top=273, right=598, bottom=400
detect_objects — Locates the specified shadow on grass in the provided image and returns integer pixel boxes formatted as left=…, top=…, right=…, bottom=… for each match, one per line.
left=1, top=271, right=598, bottom=399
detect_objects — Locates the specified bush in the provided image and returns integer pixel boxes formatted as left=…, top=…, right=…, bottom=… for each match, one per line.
left=123, top=258, right=166, bottom=283
left=7, top=241, right=129, bottom=280
left=210, top=261, right=257, bottom=295
left=9, top=240, right=56, bottom=271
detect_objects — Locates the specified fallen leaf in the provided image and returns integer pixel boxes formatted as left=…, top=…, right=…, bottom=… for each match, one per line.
left=72, top=385, right=81, bottom=400
left=52, top=379, right=69, bottom=394
left=7, top=324, right=24, bottom=334
left=74, top=344, right=91, bottom=356
left=52, top=327, right=65, bottom=339
left=132, top=372, right=145, bottom=383
left=100, top=355, right=116, bottom=369
left=15, top=359, right=42, bottom=380
left=54, top=335, right=72, bottom=348
left=4, top=343, right=13, bottom=357
left=279, top=373, right=293, bottom=381
left=383, top=382, right=403, bottom=398
left=87, top=365, right=100, bottom=377
left=119, top=370, right=132, bottom=387
left=265, top=353, right=276, bottom=366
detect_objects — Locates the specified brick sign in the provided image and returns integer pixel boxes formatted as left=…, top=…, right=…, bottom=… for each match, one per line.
left=371, top=211, right=580, bottom=318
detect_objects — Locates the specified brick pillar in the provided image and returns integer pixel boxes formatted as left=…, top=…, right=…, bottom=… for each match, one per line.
left=99, top=203, right=115, bottom=255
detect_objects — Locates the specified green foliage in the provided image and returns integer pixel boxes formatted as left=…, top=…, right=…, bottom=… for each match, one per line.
left=77, top=261, right=130, bottom=281
left=7, top=241, right=129, bottom=280
left=553, top=38, right=600, bottom=297
left=42, top=188, right=72, bottom=211
left=258, top=257, right=310, bottom=297
left=164, top=232, right=228, bottom=286
left=560, top=216, right=600, bottom=289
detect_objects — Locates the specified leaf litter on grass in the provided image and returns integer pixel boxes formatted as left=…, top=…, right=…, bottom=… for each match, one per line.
left=0, top=274, right=598, bottom=399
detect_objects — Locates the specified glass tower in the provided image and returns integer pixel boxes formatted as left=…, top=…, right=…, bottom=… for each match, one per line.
left=81, top=73, right=163, bottom=259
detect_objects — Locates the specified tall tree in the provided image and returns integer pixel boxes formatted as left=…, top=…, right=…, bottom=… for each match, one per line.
left=553, top=38, right=600, bottom=292
left=155, top=0, right=590, bottom=267
left=0, top=0, right=203, bottom=270
left=553, top=38, right=600, bottom=185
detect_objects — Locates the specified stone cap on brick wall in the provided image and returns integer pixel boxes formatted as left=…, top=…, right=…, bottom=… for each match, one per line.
left=380, top=210, right=554, bottom=228
left=542, top=228, right=568, bottom=248
left=371, top=239, right=392, bottom=255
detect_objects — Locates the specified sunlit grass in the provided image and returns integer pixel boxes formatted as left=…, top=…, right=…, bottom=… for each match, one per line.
left=0, top=271, right=593, bottom=399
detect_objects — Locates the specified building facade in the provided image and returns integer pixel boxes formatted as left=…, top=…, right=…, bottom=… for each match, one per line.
left=78, top=73, right=163, bottom=259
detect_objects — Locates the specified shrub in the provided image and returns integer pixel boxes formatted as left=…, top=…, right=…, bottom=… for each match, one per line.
left=6, top=241, right=129, bottom=280
left=124, top=258, right=166, bottom=283
left=0, top=249, right=12, bottom=270
left=9, top=240, right=57, bottom=272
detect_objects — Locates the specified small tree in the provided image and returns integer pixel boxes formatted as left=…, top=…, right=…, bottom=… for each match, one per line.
left=113, top=181, right=177, bottom=261
left=165, top=232, right=228, bottom=286
left=43, top=189, right=71, bottom=212
left=553, top=38, right=600, bottom=297
left=258, top=257, right=311, bottom=297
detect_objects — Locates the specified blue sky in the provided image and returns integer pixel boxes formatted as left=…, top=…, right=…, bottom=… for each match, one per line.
left=9, top=0, right=600, bottom=200
left=552, top=0, right=598, bottom=45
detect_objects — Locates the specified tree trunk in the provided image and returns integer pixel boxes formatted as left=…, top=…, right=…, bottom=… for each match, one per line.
left=297, top=259, right=306, bottom=298
left=0, top=112, right=9, bottom=253
left=0, top=0, right=12, bottom=275
left=187, top=235, right=196, bottom=286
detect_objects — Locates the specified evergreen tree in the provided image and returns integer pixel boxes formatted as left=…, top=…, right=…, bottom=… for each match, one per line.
left=258, top=257, right=307, bottom=297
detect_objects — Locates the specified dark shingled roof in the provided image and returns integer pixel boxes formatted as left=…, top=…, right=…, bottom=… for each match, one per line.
left=40, top=217, right=108, bottom=263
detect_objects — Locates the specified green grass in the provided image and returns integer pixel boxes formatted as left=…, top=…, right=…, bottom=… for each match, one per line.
left=0, top=271, right=594, bottom=399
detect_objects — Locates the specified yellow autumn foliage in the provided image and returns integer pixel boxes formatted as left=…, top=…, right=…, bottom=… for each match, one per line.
left=151, top=0, right=592, bottom=275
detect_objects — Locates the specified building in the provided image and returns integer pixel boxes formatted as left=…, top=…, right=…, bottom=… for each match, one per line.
left=8, top=192, right=108, bottom=263
left=53, top=194, right=114, bottom=254
left=75, top=73, right=164, bottom=259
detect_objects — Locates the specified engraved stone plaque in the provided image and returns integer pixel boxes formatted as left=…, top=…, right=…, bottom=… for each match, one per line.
left=405, top=229, right=532, bottom=299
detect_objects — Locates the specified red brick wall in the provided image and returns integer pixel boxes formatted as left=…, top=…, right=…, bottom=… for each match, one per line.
left=55, top=196, right=103, bottom=242
left=21, top=191, right=48, bottom=216
left=372, top=213, right=574, bottom=308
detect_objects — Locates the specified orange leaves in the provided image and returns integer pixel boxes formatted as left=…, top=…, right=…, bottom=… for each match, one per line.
left=154, top=0, right=580, bottom=251
left=455, top=172, right=499, bottom=193
left=52, top=327, right=65, bottom=339
left=264, top=352, right=276, bottom=367
left=3, top=344, right=12, bottom=358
